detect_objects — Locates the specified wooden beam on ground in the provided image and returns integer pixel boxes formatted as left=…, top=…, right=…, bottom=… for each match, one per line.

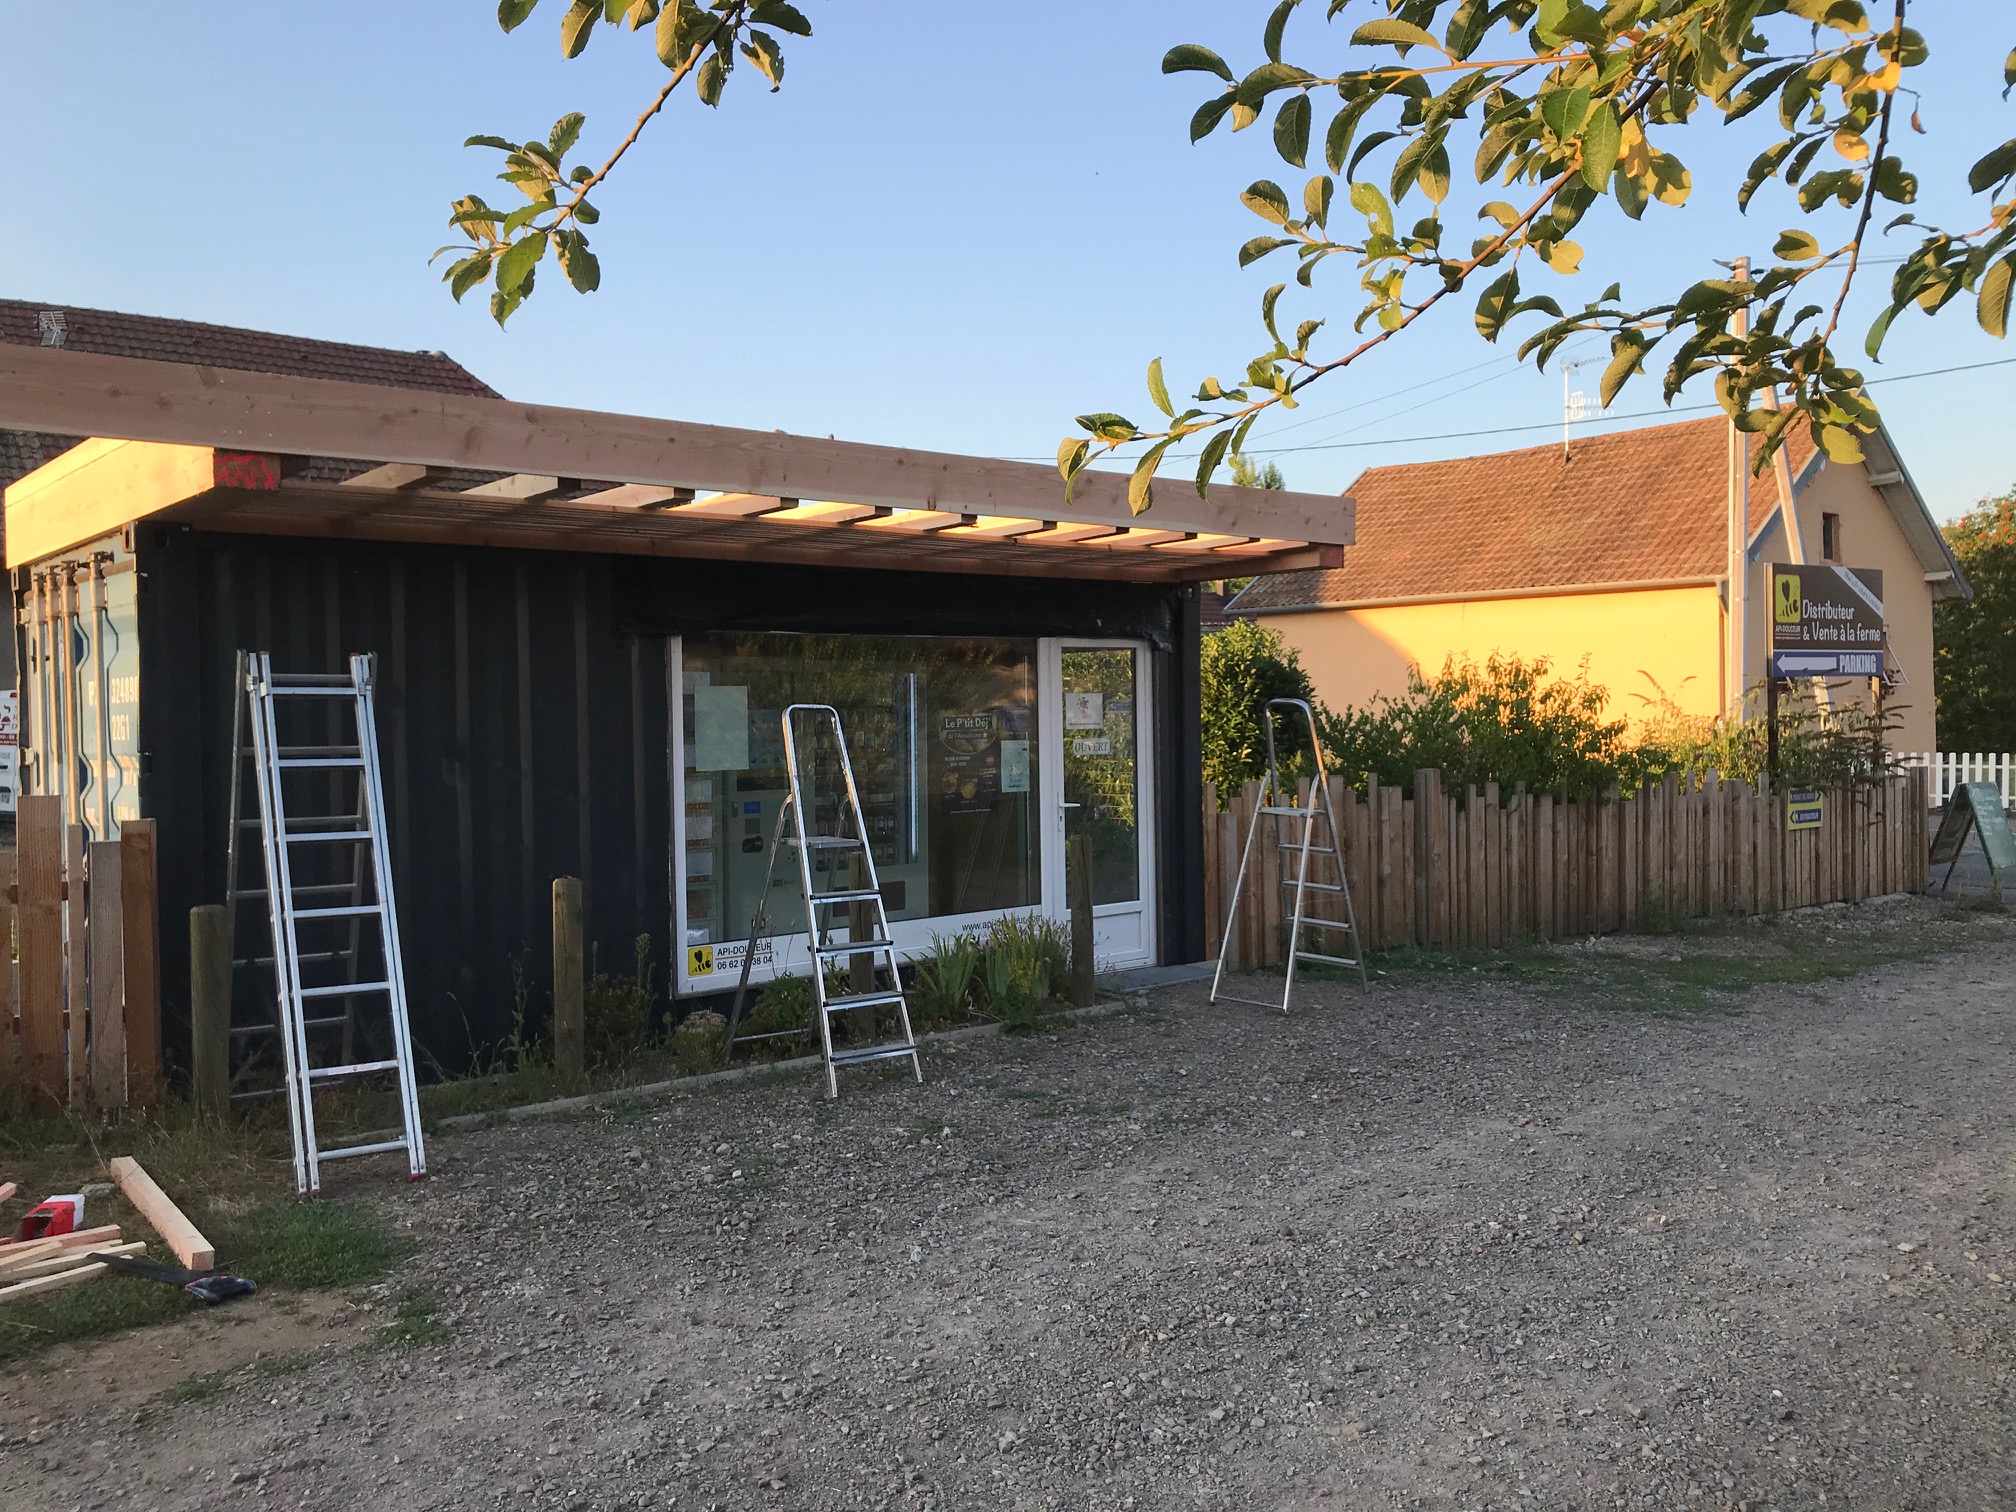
left=0, top=343, right=1354, bottom=545
left=2, top=1240, right=146, bottom=1282
left=0, top=1260, right=113, bottom=1302
left=108, top=1157, right=215, bottom=1271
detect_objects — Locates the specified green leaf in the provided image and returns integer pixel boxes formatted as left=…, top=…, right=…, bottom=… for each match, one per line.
left=1816, top=424, right=1864, bottom=464
left=1263, top=0, right=1296, bottom=63
left=555, top=229, right=599, bottom=293
left=1599, top=331, right=1649, bottom=406
left=1873, top=157, right=1917, bottom=204
left=1579, top=105, right=1621, bottom=193
left=750, top=1, right=811, bottom=35
left=1163, top=43, right=1234, bottom=82
left=1191, top=95, right=1235, bottom=142
left=1539, top=86, right=1591, bottom=144
left=1261, top=282, right=1287, bottom=343
left=1303, top=174, right=1333, bottom=227
left=1538, top=240, right=1583, bottom=274
left=491, top=272, right=532, bottom=327
left=1349, top=18, right=1442, bottom=51
left=1978, top=254, right=2015, bottom=339
left=1195, top=430, right=1234, bottom=498
left=1239, top=236, right=1289, bottom=267
left=498, top=0, right=540, bottom=32
left=495, top=232, right=547, bottom=296
left=1347, top=129, right=1398, bottom=182
left=742, top=29, right=784, bottom=88
left=1967, top=139, right=2016, bottom=195
left=464, top=134, right=518, bottom=152
left=447, top=254, right=495, bottom=303
left=1417, top=142, right=1451, bottom=205
left=1240, top=180, right=1293, bottom=226
left=1349, top=179, right=1393, bottom=237
left=1773, top=229, right=1823, bottom=261
left=1863, top=301, right=1902, bottom=359
left=1146, top=358, right=1174, bottom=418
left=1474, top=268, right=1519, bottom=341
left=1293, top=317, right=1323, bottom=353
left=1274, top=94, right=1311, bottom=168
left=1057, top=437, right=1091, bottom=491
left=1128, top=438, right=1176, bottom=516
left=548, top=112, right=586, bottom=158
left=559, top=1, right=599, bottom=58
left=1075, top=413, right=1141, bottom=443
left=696, top=47, right=729, bottom=106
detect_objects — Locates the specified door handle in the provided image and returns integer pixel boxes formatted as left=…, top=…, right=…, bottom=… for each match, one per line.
left=1059, top=802, right=1081, bottom=810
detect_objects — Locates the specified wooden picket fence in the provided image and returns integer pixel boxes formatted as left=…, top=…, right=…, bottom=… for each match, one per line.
left=0, top=795, right=161, bottom=1113
left=1204, top=766, right=1931, bottom=966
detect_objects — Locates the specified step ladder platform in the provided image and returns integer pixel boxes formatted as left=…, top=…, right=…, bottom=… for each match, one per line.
left=807, top=888, right=882, bottom=905
left=829, top=1042, right=923, bottom=1068
left=788, top=835, right=863, bottom=850
left=1294, top=950, right=1362, bottom=968
left=823, top=989, right=906, bottom=1014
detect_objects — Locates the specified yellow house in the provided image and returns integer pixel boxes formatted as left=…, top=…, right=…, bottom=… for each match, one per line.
left=1228, top=417, right=1968, bottom=752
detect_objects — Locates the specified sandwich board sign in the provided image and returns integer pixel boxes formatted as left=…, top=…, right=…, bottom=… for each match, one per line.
left=1928, top=780, right=2016, bottom=891
left=1770, top=565, right=1885, bottom=678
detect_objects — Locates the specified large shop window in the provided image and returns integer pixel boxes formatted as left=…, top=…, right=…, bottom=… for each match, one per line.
left=679, top=634, right=1041, bottom=954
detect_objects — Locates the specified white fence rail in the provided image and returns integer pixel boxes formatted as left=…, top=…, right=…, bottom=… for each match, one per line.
left=1900, top=752, right=2016, bottom=810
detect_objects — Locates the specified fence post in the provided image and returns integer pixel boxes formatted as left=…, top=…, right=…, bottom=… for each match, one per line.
left=189, top=904, right=231, bottom=1123
left=553, top=878, right=584, bottom=1083
left=1067, top=834, right=1096, bottom=1008
left=64, top=823, right=88, bottom=1110
left=17, top=795, right=63, bottom=1113
left=120, top=820, right=162, bottom=1107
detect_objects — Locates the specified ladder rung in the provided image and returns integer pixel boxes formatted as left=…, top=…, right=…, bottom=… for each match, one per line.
left=277, top=745, right=362, bottom=757
left=307, top=1058, right=401, bottom=1081
left=231, top=883, right=357, bottom=901
left=813, top=938, right=894, bottom=956
left=235, top=950, right=349, bottom=968
left=284, top=830, right=374, bottom=844
left=239, top=814, right=360, bottom=828
left=1293, top=916, right=1357, bottom=930
left=317, top=1138, right=412, bottom=1162
left=1277, top=844, right=1341, bottom=855
left=823, top=990, right=905, bottom=1013
left=229, top=1014, right=349, bottom=1037
left=1259, top=804, right=1326, bottom=817
left=828, top=1043, right=920, bottom=1067
left=808, top=889, right=881, bottom=905
left=296, top=904, right=384, bottom=920
left=279, top=757, right=366, bottom=769
left=1279, top=879, right=1345, bottom=893
left=789, top=836, right=862, bottom=850
left=298, top=981, right=391, bottom=999
left=265, top=684, right=357, bottom=697
left=1294, top=951, right=1360, bottom=968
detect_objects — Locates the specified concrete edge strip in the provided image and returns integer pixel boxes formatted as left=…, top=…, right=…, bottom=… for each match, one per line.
left=432, top=997, right=1137, bottom=1133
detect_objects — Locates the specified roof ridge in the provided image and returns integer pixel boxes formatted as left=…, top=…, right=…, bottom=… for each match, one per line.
left=0, top=298, right=478, bottom=370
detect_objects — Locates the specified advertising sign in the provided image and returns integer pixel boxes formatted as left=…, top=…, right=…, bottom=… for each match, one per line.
left=1785, top=789, right=1823, bottom=830
left=1769, top=565, right=1884, bottom=678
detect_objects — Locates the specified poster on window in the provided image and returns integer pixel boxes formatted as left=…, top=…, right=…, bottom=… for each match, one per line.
left=1063, top=690, right=1105, bottom=729
left=938, top=712, right=1000, bottom=815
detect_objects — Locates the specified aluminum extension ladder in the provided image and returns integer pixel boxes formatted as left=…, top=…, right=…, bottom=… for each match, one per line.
left=1209, top=697, right=1368, bottom=1011
left=230, top=652, right=426, bottom=1194
left=721, top=704, right=923, bottom=1098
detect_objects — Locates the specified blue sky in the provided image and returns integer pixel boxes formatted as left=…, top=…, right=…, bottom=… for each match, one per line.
left=4, top=2, right=2010, bottom=518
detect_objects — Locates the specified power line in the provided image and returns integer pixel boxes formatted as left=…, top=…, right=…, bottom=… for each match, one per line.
left=1018, top=355, right=2016, bottom=466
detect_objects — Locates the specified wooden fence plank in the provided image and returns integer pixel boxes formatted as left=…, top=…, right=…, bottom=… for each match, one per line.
left=64, top=823, right=88, bottom=1110
left=86, top=840, right=124, bottom=1110
left=0, top=838, right=13, bottom=1081
left=17, top=796, right=63, bottom=1111
left=118, top=819, right=161, bottom=1107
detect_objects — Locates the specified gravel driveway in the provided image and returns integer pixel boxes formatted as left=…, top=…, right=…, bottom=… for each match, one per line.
left=7, top=899, right=2015, bottom=1511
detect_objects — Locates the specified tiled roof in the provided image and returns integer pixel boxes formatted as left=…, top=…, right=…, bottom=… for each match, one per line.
left=1232, top=416, right=1819, bottom=613
left=0, top=299, right=498, bottom=490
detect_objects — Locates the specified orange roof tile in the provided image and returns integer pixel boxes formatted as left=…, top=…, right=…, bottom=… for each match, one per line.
left=1234, top=416, right=1817, bottom=612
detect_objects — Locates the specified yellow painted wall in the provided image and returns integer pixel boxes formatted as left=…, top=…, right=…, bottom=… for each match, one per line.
left=1267, top=584, right=1726, bottom=730
left=1743, top=460, right=1940, bottom=751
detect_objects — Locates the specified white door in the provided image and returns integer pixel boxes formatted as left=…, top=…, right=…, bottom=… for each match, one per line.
left=1041, top=640, right=1156, bottom=971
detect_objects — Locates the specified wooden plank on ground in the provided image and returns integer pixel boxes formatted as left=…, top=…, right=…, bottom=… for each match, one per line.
left=1, top=1240, right=146, bottom=1282
left=87, top=840, right=125, bottom=1110
left=0, top=1260, right=112, bottom=1303
left=15, top=795, right=63, bottom=1111
left=0, top=1225, right=123, bottom=1269
left=108, top=1156, right=215, bottom=1271
left=120, top=819, right=161, bottom=1106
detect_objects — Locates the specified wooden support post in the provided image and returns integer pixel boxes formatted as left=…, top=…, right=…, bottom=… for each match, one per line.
left=17, top=796, right=63, bottom=1112
left=119, top=820, right=161, bottom=1106
left=188, top=905, right=231, bottom=1123
left=1067, top=834, right=1096, bottom=1008
left=552, top=878, right=584, bottom=1084
left=86, top=840, right=125, bottom=1110
left=0, top=837, right=13, bottom=1083
left=64, top=823, right=88, bottom=1110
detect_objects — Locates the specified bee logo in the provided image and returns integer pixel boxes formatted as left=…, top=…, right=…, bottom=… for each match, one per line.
left=687, top=945, right=714, bottom=976
left=1774, top=572, right=1802, bottom=626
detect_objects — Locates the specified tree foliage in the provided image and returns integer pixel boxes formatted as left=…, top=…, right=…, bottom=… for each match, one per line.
left=1061, top=0, right=2016, bottom=514
left=1229, top=451, right=1288, bottom=489
left=1934, top=484, right=2016, bottom=751
left=438, top=0, right=811, bottom=325
left=1201, top=619, right=1321, bottom=796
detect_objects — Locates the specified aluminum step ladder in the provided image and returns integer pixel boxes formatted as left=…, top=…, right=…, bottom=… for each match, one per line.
left=721, top=704, right=923, bottom=1098
left=235, top=651, right=426, bottom=1194
left=1209, top=697, right=1368, bottom=1012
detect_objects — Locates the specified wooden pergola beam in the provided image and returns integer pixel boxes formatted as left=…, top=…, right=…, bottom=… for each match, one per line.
left=0, top=343, right=1352, bottom=547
